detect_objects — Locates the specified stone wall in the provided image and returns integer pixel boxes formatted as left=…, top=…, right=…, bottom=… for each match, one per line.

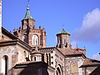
left=0, top=46, right=18, bottom=74
left=64, top=56, right=84, bottom=75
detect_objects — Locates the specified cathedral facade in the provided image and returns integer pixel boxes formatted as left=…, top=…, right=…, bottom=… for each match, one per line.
left=0, top=0, right=100, bottom=75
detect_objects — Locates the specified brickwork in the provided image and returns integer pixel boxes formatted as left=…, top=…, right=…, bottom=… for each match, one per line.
left=13, top=18, right=46, bottom=48
left=56, top=31, right=71, bottom=48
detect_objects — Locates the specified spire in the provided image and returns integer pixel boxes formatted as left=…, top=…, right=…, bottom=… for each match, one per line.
left=24, top=0, right=33, bottom=19
left=24, top=8, right=33, bottom=19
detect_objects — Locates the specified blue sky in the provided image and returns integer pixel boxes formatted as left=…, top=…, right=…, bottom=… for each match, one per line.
left=2, top=0, right=100, bottom=60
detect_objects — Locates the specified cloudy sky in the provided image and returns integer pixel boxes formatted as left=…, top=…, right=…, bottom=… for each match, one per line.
left=2, top=0, right=100, bottom=60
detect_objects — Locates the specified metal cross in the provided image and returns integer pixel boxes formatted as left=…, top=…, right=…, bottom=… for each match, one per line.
left=27, top=0, right=30, bottom=8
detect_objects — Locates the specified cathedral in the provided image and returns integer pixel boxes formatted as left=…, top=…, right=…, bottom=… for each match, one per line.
left=0, top=0, right=100, bottom=75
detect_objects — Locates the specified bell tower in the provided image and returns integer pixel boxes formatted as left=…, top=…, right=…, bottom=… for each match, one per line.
left=22, top=0, right=35, bottom=30
left=13, top=0, right=46, bottom=48
left=22, top=8, right=36, bottom=30
left=56, top=29, right=70, bottom=48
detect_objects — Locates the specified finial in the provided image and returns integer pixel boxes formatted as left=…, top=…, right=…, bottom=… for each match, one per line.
left=62, top=24, right=64, bottom=30
left=24, top=0, right=33, bottom=19
left=76, top=43, right=78, bottom=48
left=84, top=45, right=86, bottom=49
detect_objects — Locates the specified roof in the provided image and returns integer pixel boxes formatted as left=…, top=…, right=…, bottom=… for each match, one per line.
left=81, top=58, right=100, bottom=67
left=0, top=40, right=17, bottom=46
left=0, top=27, right=32, bottom=51
left=14, top=61, right=48, bottom=68
left=57, top=47, right=86, bottom=57
left=2, top=27, right=17, bottom=40
left=57, top=28, right=70, bottom=35
left=39, top=46, right=86, bottom=57
left=32, top=50, right=44, bottom=54
left=24, top=8, right=35, bottom=21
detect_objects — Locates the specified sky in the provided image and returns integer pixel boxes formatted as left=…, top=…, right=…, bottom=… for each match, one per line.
left=2, top=0, right=100, bottom=60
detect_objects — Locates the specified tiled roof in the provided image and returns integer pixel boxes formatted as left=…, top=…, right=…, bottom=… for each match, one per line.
left=39, top=46, right=86, bottom=57
left=57, top=28, right=70, bottom=35
left=0, top=27, right=32, bottom=51
left=2, top=27, right=17, bottom=39
left=81, top=58, right=100, bottom=67
left=57, top=47, right=85, bottom=56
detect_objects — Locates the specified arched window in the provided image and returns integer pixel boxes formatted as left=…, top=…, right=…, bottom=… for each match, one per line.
left=22, top=35, right=27, bottom=43
left=56, top=64, right=63, bottom=75
left=64, top=39, right=66, bottom=44
left=34, top=57, right=36, bottom=61
left=49, top=53, right=51, bottom=65
left=56, top=67, right=61, bottom=75
left=32, top=35, right=38, bottom=45
left=24, top=51, right=26, bottom=57
left=1, top=55, right=8, bottom=75
left=46, top=54, right=48, bottom=64
left=60, top=40, right=62, bottom=44
left=42, top=54, right=44, bottom=62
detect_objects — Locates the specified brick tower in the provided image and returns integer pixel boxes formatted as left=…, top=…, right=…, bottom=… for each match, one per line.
left=13, top=7, right=46, bottom=48
left=56, top=28, right=70, bottom=48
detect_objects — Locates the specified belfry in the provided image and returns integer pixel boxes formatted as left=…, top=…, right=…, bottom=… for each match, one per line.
left=13, top=1, right=46, bottom=48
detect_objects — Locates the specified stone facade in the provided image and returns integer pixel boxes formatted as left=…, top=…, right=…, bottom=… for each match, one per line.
left=0, top=46, right=17, bottom=75
left=0, top=27, right=87, bottom=75
left=64, top=57, right=84, bottom=75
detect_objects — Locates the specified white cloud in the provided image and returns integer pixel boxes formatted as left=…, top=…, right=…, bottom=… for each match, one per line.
left=92, top=53, right=100, bottom=60
left=73, top=8, right=100, bottom=43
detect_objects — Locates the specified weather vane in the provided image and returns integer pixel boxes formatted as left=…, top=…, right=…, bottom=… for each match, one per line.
left=62, top=24, right=65, bottom=30
left=62, top=24, right=64, bottom=28
left=27, top=0, right=30, bottom=8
